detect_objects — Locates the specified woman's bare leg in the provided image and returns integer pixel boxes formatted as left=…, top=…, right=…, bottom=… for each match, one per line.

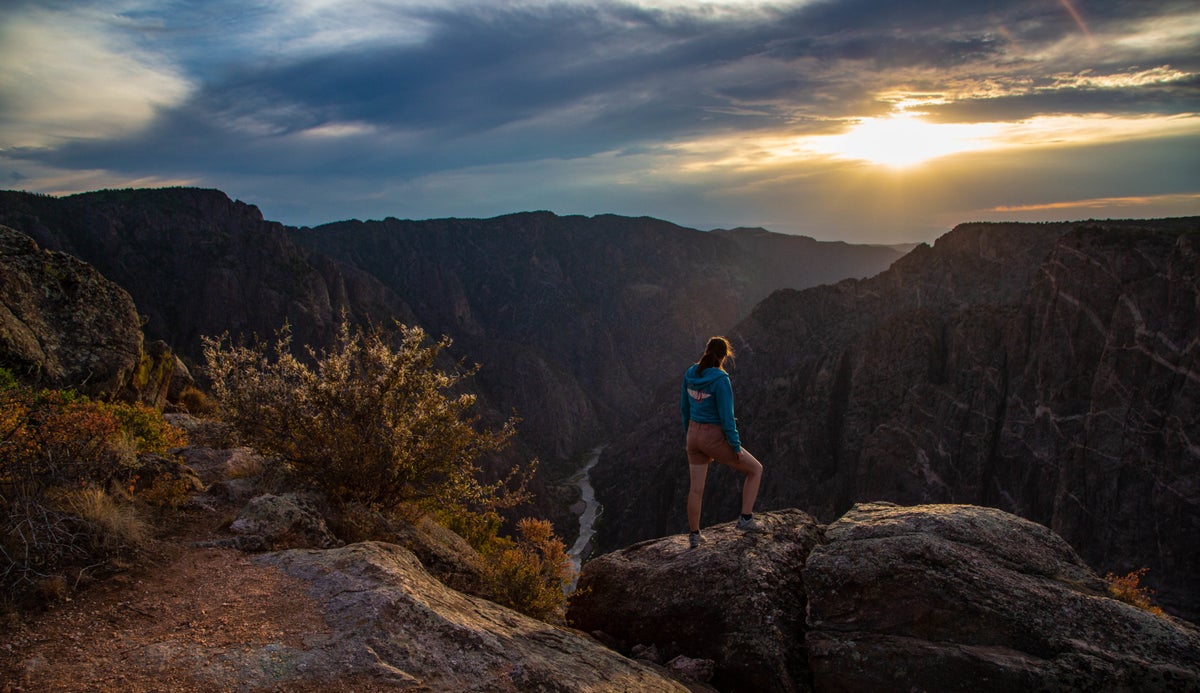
left=726, top=449, right=763, bottom=515
left=687, top=462, right=710, bottom=532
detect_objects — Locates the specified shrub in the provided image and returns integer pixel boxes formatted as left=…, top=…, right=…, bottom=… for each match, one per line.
left=101, top=401, right=188, bottom=455
left=481, top=518, right=574, bottom=623
left=177, top=386, right=216, bottom=417
left=0, top=379, right=185, bottom=609
left=201, top=321, right=579, bottom=619
left=1105, top=567, right=1165, bottom=616
left=2, top=389, right=125, bottom=496
left=428, top=504, right=506, bottom=554
left=202, top=320, right=528, bottom=514
left=139, top=475, right=195, bottom=509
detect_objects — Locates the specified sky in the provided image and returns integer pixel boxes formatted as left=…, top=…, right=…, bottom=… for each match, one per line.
left=1, top=0, right=1198, bottom=243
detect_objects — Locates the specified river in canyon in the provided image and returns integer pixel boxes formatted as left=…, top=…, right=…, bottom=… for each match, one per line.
left=567, top=445, right=605, bottom=587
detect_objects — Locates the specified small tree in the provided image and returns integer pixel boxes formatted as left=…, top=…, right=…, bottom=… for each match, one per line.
left=202, top=320, right=526, bottom=514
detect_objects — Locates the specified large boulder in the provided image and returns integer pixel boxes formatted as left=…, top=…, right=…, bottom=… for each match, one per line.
left=568, top=509, right=824, bottom=692
left=0, top=224, right=181, bottom=404
left=385, top=514, right=488, bottom=597
left=0, top=224, right=142, bottom=397
left=571, top=503, right=1200, bottom=692
left=805, top=502, right=1200, bottom=691
left=258, top=541, right=687, bottom=691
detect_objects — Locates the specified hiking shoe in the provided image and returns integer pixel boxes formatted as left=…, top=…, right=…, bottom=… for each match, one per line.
left=689, top=532, right=706, bottom=548
left=736, top=516, right=765, bottom=532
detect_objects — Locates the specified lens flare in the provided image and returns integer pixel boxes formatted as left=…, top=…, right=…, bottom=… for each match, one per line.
left=1059, top=0, right=1092, bottom=38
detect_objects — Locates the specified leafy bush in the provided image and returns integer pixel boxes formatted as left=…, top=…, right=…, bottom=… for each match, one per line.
left=104, top=401, right=188, bottom=455
left=1105, top=567, right=1165, bottom=616
left=481, top=518, right=574, bottom=622
left=0, top=372, right=187, bottom=609
left=202, top=320, right=528, bottom=514
left=139, top=474, right=195, bottom=509
left=201, top=322, right=576, bottom=620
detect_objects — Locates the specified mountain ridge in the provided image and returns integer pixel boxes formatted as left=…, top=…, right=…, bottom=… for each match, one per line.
left=293, top=207, right=905, bottom=459
left=0, top=187, right=904, bottom=469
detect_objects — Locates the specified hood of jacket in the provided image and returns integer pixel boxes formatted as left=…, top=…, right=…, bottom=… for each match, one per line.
left=685, top=364, right=729, bottom=391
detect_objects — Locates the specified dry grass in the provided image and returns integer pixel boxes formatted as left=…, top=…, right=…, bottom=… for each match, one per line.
left=56, top=488, right=149, bottom=549
left=177, top=386, right=217, bottom=417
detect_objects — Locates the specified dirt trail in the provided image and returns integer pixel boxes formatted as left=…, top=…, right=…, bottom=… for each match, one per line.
left=0, top=496, right=336, bottom=693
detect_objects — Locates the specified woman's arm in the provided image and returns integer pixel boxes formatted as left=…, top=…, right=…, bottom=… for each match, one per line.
left=680, top=378, right=691, bottom=432
left=715, top=375, right=742, bottom=452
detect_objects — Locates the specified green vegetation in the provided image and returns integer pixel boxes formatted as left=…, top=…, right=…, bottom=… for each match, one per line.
left=481, top=517, right=575, bottom=622
left=202, top=320, right=525, bottom=512
left=1, top=318, right=574, bottom=622
left=203, top=319, right=574, bottom=621
left=0, top=370, right=187, bottom=611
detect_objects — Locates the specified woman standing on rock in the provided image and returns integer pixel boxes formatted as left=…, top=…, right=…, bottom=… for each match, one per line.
left=680, top=336, right=764, bottom=548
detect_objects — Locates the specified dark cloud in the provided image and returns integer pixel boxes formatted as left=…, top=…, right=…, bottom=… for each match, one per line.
left=6, top=0, right=1198, bottom=237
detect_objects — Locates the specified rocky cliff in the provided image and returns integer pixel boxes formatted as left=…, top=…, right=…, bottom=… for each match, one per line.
left=0, top=224, right=178, bottom=403
left=570, top=504, right=1200, bottom=692
left=0, top=188, right=902, bottom=467
left=592, top=218, right=1200, bottom=620
left=0, top=189, right=410, bottom=368
left=293, top=213, right=903, bottom=460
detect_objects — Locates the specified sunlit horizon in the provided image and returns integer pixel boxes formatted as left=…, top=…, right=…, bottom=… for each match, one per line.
left=794, top=112, right=1006, bottom=168
left=0, top=0, right=1197, bottom=243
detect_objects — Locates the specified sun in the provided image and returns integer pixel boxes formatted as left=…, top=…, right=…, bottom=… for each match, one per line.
left=805, top=112, right=1004, bottom=168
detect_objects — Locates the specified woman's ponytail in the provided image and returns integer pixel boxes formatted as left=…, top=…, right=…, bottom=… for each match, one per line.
left=696, top=336, right=732, bottom=374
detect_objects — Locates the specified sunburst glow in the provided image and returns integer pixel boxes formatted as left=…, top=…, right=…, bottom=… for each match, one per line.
left=800, top=113, right=1005, bottom=168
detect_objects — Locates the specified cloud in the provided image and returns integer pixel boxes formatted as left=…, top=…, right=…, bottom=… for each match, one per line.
left=990, top=193, right=1200, bottom=213
left=2, top=0, right=1198, bottom=241
left=0, top=5, right=193, bottom=148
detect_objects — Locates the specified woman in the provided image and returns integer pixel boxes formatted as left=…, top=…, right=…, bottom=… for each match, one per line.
left=680, top=336, right=764, bottom=548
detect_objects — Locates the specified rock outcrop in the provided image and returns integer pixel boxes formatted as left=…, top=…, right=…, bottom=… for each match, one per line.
left=0, top=224, right=175, bottom=402
left=257, top=541, right=688, bottom=691
left=0, top=188, right=412, bottom=371
left=222, top=493, right=343, bottom=552
left=383, top=514, right=489, bottom=597
left=593, top=218, right=1200, bottom=619
left=570, top=505, right=1200, bottom=692
left=569, top=509, right=823, bottom=692
left=807, top=502, right=1200, bottom=691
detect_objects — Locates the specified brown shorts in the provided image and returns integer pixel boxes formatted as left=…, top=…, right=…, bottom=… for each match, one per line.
left=686, top=421, right=740, bottom=466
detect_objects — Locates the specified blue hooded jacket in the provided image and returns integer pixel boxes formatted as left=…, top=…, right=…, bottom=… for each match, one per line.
left=680, top=363, right=741, bottom=452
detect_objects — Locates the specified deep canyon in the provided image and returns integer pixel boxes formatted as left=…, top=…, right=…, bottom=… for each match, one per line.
left=1, top=187, right=1196, bottom=622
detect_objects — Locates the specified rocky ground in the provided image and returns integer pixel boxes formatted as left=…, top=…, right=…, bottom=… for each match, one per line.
left=0, top=423, right=692, bottom=693
left=3, top=417, right=1198, bottom=692
left=570, top=503, right=1200, bottom=692
left=0, top=498, right=338, bottom=691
